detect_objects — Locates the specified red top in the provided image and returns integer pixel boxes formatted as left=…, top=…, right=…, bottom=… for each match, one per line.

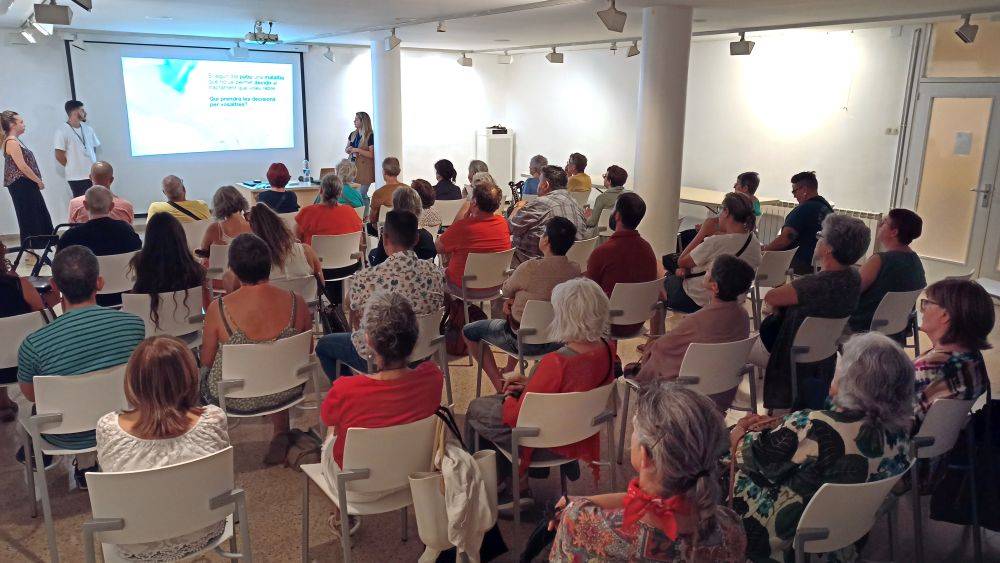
left=585, top=229, right=658, bottom=336
left=438, top=214, right=511, bottom=287
left=502, top=342, right=615, bottom=475
left=321, top=361, right=444, bottom=467
left=295, top=203, right=363, bottom=245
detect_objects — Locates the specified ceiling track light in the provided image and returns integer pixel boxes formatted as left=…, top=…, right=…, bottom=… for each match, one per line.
left=457, top=51, right=473, bottom=66
left=497, top=50, right=512, bottom=64
left=437, top=20, right=446, bottom=33
left=34, top=0, right=73, bottom=26
left=545, top=46, right=563, bottom=64
left=596, top=0, right=627, bottom=33
left=729, top=31, right=754, bottom=55
left=626, top=40, right=639, bottom=57
left=384, top=27, right=401, bottom=51
left=955, top=13, right=978, bottom=44
left=28, top=15, right=54, bottom=36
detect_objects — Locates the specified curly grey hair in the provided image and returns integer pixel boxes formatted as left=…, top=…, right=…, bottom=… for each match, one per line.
left=212, top=185, right=249, bottom=220
left=363, top=292, right=418, bottom=367
left=833, top=332, right=915, bottom=433
left=821, top=214, right=870, bottom=266
left=528, top=155, right=548, bottom=175
left=633, top=381, right=728, bottom=532
left=319, top=173, right=344, bottom=205
left=391, top=186, right=423, bottom=217
left=548, top=278, right=608, bottom=343
left=336, top=159, right=357, bottom=184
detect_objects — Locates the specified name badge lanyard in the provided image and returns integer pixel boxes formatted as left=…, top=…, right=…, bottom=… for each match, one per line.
left=69, top=124, right=87, bottom=151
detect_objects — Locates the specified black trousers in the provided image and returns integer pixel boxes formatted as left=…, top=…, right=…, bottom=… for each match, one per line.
left=7, top=177, right=54, bottom=249
left=68, top=179, right=92, bottom=198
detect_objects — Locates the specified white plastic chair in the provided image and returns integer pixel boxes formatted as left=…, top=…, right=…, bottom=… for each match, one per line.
left=788, top=317, right=849, bottom=407
left=608, top=277, right=665, bottom=340
left=565, top=236, right=599, bottom=270
left=271, top=275, right=320, bottom=308
left=121, top=289, right=205, bottom=348
left=82, top=447, right=252, bottom=563
left=181, top=219, right=212, bottom=254
left=910, top=398, right=978, bottom=563
left=750, top=249, right=796, bottom=329
left=96, top=251, right=139, bottom=297
left=409, top=309, right=452, bottom=404
left=793, top=469, right=910, bottom=563
left=0, top=310, right=47, bottom=371
left=279, top=212, right=298, bottom=232
left=946, top=270, right=975, bottom=280
left=474, top=300, right=555, bottom=398
left=300, top=415, right=437, bottom=563
left=434, top=199, right=466, bottom=228
left=868, top=288, right=924, bottom=337
left=17, top=365, right=129, bottom=563
left=457, top=248, right=516, bottom=328
left=312, top=232, right=364, bottom=273
left=353, top=206, right=365, bottom=220
left=206, top=244, right=230, bottom=281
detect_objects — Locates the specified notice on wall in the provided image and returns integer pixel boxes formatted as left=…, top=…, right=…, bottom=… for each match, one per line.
left=954, top=131, right=973, bottom=156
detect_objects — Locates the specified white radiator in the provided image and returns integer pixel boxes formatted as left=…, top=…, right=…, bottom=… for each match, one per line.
left=758, top=200, right=882, bottom=260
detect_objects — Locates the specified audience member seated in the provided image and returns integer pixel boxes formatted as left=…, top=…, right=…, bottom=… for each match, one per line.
left=257, top=162, right=300, bottom=214
left=317, top=211, right=445, bottom=378
left=521, top=155, right=547, bottom=196
left=467, top=159, right=489, bottom=190
left=437, top=182, right=511, bottom=296
left=565, top=152, right=592, bottom=195
left=146, top=175, right=211, bottom=223
left=509, top=165, right=589, bottom=267
left=0, top=240, right=44, bottom=422
left=913, top=278, right=995, bottom=428
left=296, top=173, right=364, bottom=245
left=335, top=159, right=365, bottom=208
left=585, top=192, right=657, bottom=336
left=849, top=208, right=926, bottom=336
left=17, top=246, right=145, bottom=487
left=199, top=185, right=251, bottom=254
left=412, top=178, right=442, bottom=230
left=637, top=255, right=755, bottom=410
left=466, top=278, right=615, bottom=503
left=762, top=171, right=834, bottom=275
left=368, top=156, right=408, bottom=229
left=752, top=214, right=869, bottom=410
left=730, top=332, right=914, bottom=563
left=320, top=291, right=444, bottom=533
left=662, top=192, right=761, bottom=314
left=433, top=159, right=462, bottom=201
left=550, top=382, right=746, bottom=562
left=96, top=336, right=229, bottom=561
left=129, top=212, right=206, bottom=327
left=678, top=172, right=763, bottom=249
left=201, top=234, right=312, bottom=465
left=463, top=217, right=580, bottom=391
left=585, top=165, right=627, bottom=229
left=244, top=203, right=322, bottom=286
left=68, top=161, right=134, bottom=224
left=369, top=186, right=437, bottom=266
left=452, top=171, right=501, bottom=225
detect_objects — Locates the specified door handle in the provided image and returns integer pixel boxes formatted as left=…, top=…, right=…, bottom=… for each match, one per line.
left=970, top=184, right=993, bottom=208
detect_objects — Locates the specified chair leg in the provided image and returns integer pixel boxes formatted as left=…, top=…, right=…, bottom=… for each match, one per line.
left=512, top=441, right=522, bottom=559
left=301, top=474, right=310, bottom=563
left=606, top=419, right=617, bottom=492
left=560, top=465, right=569, bottom=497
left=476, top=344, right=486, bottom=398
left=400, top=507, right=408, bottom=542
left=967, top=421, right=983, bottom=563
left=616, top=383, right=631, bottom=465
left=912, top=320, right=921, bottom=356
left=887, top=500, right=896, bottom=562
left=912, top=459, right=924, bottom=563
left=440, top=347, right=453, bottom=405
left=18, top=426, right=38, bottom=518
left=789, top=353, right=799, bottom=409
left=339, top=493, right=353, bottom=563
left=747, top=367, right=758, bottom=415
left=32, top=439, right=59, bottom=563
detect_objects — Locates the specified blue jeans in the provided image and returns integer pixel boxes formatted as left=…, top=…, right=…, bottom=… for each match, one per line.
left=462, top=319, right=562, bottom=357
left=316, top=332, right=369, bottom=380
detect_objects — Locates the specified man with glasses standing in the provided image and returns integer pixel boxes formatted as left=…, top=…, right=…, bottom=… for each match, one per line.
left=54, top=100, right=101, bottom=198
left=763, top=171, right=833, bottom=275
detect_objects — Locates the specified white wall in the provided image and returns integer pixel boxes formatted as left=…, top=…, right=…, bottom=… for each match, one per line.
left=302, top=45, right=372, bottom=174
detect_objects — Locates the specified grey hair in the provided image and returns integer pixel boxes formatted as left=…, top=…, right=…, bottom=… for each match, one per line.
left=548, top=278, right=608, bottom=343
left=471, top=171, right=498, bottom=190
left=821, top=214, right=870, bottom=266
left=84, top=185, right=114, bottom=215
left=336, top=159, right=357, bottom=184
left=162, top=175, right=185, bottom=201
left=363, top=292, right=418, bottom=367
left=212, top=185, right=250, bottom=220
left=319, top=173, right=344, bottom=205
left=633, top=381, right=728, bottom=532
left=528, top=155, right=548, bottom=175
left=832, top=332, right=915, bottom=434
left=468, top=160, right=489, bottom=176
left=392, top=186, right=423, bottom=217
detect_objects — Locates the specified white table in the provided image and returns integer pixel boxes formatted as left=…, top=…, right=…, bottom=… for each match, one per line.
left=680, top=186, right=779, bottom=213
left=234, top=181, right=320, bottom=209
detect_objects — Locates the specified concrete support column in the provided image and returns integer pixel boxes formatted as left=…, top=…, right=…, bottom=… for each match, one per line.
left=633, top=5, right=693, bottom=256
left=370, top=37, right=403, bottom=187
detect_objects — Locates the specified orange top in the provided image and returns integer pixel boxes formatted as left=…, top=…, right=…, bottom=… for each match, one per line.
left=295, top=203, right=362, bottom=245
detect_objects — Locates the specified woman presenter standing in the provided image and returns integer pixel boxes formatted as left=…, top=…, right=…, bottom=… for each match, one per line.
left=2, top=111, right=53, bottom=252
left=345, top=111, right=375, bottom=199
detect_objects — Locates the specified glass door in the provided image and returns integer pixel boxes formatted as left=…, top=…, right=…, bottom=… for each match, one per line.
left=899, top=82, right=1000, bottom=281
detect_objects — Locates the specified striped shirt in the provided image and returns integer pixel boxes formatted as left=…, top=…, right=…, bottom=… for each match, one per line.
left=508, top=190, right=592, bottom=267
left=18, top=305, right=145, bottom=449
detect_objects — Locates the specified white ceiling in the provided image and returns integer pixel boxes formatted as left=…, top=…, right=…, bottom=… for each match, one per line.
left=3, top=0, right=999, bottom=51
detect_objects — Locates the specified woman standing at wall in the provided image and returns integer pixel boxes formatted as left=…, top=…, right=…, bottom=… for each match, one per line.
left=346, top=111, right=375, bottom=198
left=2, top=110, right=53, bottom=252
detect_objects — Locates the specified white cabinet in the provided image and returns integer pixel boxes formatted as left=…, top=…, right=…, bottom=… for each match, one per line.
left=475, top=131, right=514, bottom=199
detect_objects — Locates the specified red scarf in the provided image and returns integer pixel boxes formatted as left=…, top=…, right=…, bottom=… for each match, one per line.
left=621, top=478, right=692, bottom=540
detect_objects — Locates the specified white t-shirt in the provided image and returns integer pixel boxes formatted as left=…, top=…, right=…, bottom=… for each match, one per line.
left=683, top=232, right=762, bottom=307
left=53, top=122, right=100, bottom=181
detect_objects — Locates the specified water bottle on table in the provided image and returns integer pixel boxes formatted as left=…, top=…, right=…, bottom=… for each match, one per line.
left=301, top=159, right=311, bottom=184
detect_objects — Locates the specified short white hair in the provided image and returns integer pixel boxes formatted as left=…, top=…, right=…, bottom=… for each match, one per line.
left=162, top=175, right=185, bottom=200
left=336, top=159, right=357, bottom=184
left=833, top=332, right=915, bottom=433
left=392, top=186, right=422, bottom=216
left=84, top=185, right=113, bottom=215
left=471, top=171, right=498, bottom=190
left=548, top=278, right=608, bottom=343
left=528, top=155, right=548, bottom=175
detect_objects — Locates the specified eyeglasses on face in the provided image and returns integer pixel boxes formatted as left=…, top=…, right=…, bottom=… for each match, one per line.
left=920, top=298, right=939, bottom=311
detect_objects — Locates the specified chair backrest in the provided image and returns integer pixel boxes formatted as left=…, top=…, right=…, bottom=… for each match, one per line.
left=565, top=236, right=599, bottom=270
left=342, top=415, right=437, bottom=493
left=312, top=232, right=362, bottom=270
left=33, top=365, right=128, bottom=435
left=435, top=199, right=466, bottom=228
left=792, top=317, right=849, bottom=363
left=410, top=309, right=445, bottom=362
left=569, top=190, right=589, bottom=208
left=220, top=330, right=313, bottom=399
left=180, top=220, right=212, bottom=253
left=609, top=277, right=664, bottom=326
left=462, top=249, right=516, bottom=290
left=515, top=383, right=616, bottom=449
left=319, top=167, right=335, bottom=179
left=96, top=251, right=139, bottom=295
left=377, top=205, right=394, bottom=226
left=946, top=270, right=975, bottom=280
left=354, top=205, right=366, bottom=220
left=270, top=275, right=318, bottom=303
left=795, top=469, right=909, bottom=554
left=87, top=447, right=237, bottom=544
left=121, top=289, right=204, bottom=338
left=755, top=249, right=796, bottom=288
left=914, top=398, right=975, bottom=459
left=518, top=300, right=555, bottom=345
left=870, top=288, right=924, bottom=335
left=0, top=311, right=47, bottom=370
left=278, top=212, right=298, bottom=232
left=207, top=244, right=229, bottom=279
left=677, top=336, right=757, bottom=395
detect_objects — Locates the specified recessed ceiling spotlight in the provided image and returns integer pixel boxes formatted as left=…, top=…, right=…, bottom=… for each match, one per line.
left=457, top=51, right=473, bottom=67
left=437, top=20, right=446, bottom=33
left=955, top=13, right=978, bottom=43
left=545, top=46, right=563, bottom=64
left=323, top=46, right=335, bottom=63
left=384, top=27, right=401, bottom=51
left=626, top=40, right=639, bottom=57
left=729, top=31, right=754, bottom=55
left=596, top=0, right=626, bottom=33
left=497, top=51, right=512, bottom=64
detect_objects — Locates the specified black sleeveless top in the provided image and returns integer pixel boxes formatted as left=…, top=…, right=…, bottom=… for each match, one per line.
left=0, top=274, right=30, bottom=318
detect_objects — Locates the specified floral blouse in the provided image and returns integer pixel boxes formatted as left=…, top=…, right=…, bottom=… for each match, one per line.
left=550, top=497, right=747, bottom=562
left=731, top=407, right=912, bottom=563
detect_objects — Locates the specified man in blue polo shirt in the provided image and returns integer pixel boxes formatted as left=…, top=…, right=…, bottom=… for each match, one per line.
left=18, top=245, right=145, bottom=488
left=763, top=171, right=834, bottom=275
